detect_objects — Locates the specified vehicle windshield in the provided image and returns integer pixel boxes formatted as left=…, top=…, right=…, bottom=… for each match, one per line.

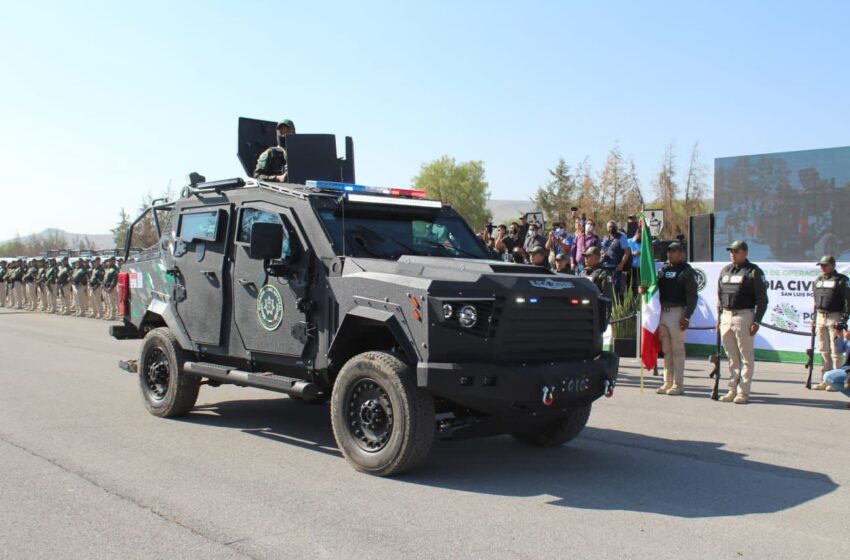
left=317, top=206, right=489, bottom=260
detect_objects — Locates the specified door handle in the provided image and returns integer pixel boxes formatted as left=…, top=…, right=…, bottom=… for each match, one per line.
left=201, top=270, right=217, bottom=279
left=238, top=278, right=255, bottom=287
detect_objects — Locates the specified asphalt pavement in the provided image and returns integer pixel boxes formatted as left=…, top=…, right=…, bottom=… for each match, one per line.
left=0, top=308, right=847, bottom=560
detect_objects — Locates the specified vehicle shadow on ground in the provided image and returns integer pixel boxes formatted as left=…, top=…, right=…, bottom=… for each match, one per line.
left=178, top=397, right=838, bottom=518
left=182, top=397, right=342, bottom=458
left=408, top=427, right=839, bottom=518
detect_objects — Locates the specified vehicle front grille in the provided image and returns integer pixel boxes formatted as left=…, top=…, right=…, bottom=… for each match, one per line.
left=495, top=297, right=597, bottom=362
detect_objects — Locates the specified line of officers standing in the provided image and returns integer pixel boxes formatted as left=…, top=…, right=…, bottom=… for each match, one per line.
left=635, top=239, right=849, bottom=405
left=0, top=255, right=123, bottom=320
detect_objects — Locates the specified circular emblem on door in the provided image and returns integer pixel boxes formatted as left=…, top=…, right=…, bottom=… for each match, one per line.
left=257, top=284, right=284, bottom=331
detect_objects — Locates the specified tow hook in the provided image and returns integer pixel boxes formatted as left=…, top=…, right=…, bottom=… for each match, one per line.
left=541, top=385, right=555, bottom=407
left=603, top=379, right=614, bottom=398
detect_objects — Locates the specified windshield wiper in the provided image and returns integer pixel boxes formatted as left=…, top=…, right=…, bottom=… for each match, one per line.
left=419, top=239, right=484, bottom=259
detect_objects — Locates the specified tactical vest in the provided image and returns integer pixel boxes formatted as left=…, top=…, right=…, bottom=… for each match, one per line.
left=814, top=273, right=847, bottom=313
left=57, top=266, right=70, bottom=285
left=658, top=263, right=691, bottom=306
left=103, top=267, right=117, bottom=289
left=602, top=234, right=626, bottom=268
left=719, top=264, right=758, bottom=310
left=90, top=266, right=104, bottom=288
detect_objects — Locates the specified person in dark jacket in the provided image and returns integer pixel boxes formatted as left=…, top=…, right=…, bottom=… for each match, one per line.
left=651, top=242, right=697, bottom=395
left=716, top=240, right=769, bottom=404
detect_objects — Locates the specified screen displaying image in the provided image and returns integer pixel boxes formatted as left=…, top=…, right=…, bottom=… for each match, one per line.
left=714, top=146, right=850, bottom=262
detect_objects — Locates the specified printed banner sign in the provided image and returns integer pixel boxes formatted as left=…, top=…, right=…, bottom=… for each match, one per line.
left=685, top=261, right=849, bottom=363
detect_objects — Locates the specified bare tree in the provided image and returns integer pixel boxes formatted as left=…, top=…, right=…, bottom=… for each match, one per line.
left=653, top=143, right=680, bottom=237
left=684, top=142, right=708, bottom=218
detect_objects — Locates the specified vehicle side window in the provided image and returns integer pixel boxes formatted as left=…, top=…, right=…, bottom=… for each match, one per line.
left=238, top=208, right=291, bottom=258
left=178, top=211, right=219, bottom=242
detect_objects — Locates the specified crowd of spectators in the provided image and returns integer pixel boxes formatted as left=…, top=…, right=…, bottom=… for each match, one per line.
left=478, top=208, right=644, bottom=298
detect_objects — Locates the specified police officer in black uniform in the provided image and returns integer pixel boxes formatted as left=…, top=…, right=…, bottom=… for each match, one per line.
left=254, top=119, right=296, bottom=182
left=527, top=245, right=551, bottom=270
left=716, top=240, right=769, bottom=404
left=811, top=255, right=850, bottom=389
left=653, top=242, right=697, bottom=395
left=581, top=247, right=613, bottom=299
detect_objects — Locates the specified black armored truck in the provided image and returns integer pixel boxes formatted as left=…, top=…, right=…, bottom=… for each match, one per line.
left=111, top=118, right=619, bottom=476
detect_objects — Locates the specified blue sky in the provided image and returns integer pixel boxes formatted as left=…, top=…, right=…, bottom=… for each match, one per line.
left=0, top=1, right=848, bottom=240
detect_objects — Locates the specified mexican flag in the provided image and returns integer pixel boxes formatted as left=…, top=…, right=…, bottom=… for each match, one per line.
left=639, top=217, right=661, bottom=370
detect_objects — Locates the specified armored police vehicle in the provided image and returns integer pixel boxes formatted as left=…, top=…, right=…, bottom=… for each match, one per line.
left=110, top=118, right=618, bottom=476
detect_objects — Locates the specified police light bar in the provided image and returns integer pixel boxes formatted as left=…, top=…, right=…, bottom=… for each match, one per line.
left=306, top=180, right=428, bottom=199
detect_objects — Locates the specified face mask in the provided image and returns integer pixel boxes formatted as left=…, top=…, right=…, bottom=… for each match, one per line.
left=277, top=133, right=287, bottom=147
left=585, top=224, right=594, bottom=234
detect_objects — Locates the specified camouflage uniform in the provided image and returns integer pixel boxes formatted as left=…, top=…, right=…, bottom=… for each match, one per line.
left=253, top=119, right=295, bottom=182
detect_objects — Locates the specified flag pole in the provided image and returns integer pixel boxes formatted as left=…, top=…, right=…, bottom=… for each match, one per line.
left=638, top=307, right=644, bottom=393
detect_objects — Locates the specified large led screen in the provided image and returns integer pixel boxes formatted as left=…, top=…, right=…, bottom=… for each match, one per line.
left=714, top=146, right=850, bottom=262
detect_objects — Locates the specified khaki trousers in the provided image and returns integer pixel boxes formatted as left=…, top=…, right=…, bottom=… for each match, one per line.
left=72, top=284, right=88, bottom=317
left=57, top=285, right=70, bottom=315
left=13, top=283, right=23, bottom=309
left=44, top=286, right=55, bottom=313
left=721, top=309, right=756, bottom=397
left=25, top=283, right=36, bottom=310
left=104, top=287, right=117, bottom=320
left=815, top=311, right=844, bottom=373
left=658, top=306, right=687, bottom=389
left=88, top=286, right=103, bottom=318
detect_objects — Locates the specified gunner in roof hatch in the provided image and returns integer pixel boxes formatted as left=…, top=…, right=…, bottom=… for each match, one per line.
left=254, top=119, right=296, bottom=182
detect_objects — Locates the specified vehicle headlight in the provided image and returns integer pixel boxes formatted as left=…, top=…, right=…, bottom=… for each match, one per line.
left=458, top=305, right=478, bottom=328
left=442, top=303, right=454, bottom=319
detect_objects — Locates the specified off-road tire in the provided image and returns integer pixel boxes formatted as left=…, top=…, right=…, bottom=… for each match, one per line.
left=138, top=327, right=200, bottom=418
left=511, top=405, right=592, bottom=447
left=331, top=351, right=435, bottom=476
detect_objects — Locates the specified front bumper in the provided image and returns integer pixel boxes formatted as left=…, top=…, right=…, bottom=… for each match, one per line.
left=416, top=351, right=619, bottom=414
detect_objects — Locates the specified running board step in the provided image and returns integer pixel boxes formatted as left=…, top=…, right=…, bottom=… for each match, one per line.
left=183, top=361, right=320, bottom=400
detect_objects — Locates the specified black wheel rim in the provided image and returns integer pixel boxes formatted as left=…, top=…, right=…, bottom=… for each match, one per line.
left=143, top=347, right=170, bottom=402
left=345, top=379, right=394, bottom=453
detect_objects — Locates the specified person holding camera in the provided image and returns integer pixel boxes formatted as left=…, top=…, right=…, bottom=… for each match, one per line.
left=819, top=323, right=850, bottom=407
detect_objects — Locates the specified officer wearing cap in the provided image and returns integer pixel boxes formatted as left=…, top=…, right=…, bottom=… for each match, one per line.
left=811, top=255, right=850, bottom=389
left=254, top=119, right=296, bottom=182
left=528, top=244, right=550, bottom=270
left=554, top=252, right=571, bottom=274
left=648, top=242, right=697, bottom=395
left=716, top=240, right=769, bottom=404
left=581, top=247, right=613, bottom=299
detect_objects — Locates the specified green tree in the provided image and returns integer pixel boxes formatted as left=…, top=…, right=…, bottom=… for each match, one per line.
left=533, top=158, right=578, bottom=223
left=111, top=208, right=131, bottom=250
left=412, top=156, right=490, bottom=229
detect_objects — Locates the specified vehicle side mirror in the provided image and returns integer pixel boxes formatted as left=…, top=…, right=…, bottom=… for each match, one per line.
left=249, top=222, right=283, bottom=260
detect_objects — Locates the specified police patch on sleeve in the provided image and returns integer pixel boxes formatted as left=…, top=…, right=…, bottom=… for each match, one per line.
left=257, top=284, right=284, bottom=331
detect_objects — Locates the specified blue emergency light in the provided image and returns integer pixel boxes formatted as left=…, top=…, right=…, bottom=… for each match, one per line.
left=306, top=180, right=427, bottom=199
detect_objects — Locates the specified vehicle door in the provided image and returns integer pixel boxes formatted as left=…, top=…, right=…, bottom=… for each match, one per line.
left=172, top=205, right=230, bottom=345
left=231, top=203, right=310, bottom=357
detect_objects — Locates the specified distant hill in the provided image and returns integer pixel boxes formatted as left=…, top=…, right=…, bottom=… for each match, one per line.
left=1, top=228, right=114, bottom=252
left=487, top=199, right=537, bottom=225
